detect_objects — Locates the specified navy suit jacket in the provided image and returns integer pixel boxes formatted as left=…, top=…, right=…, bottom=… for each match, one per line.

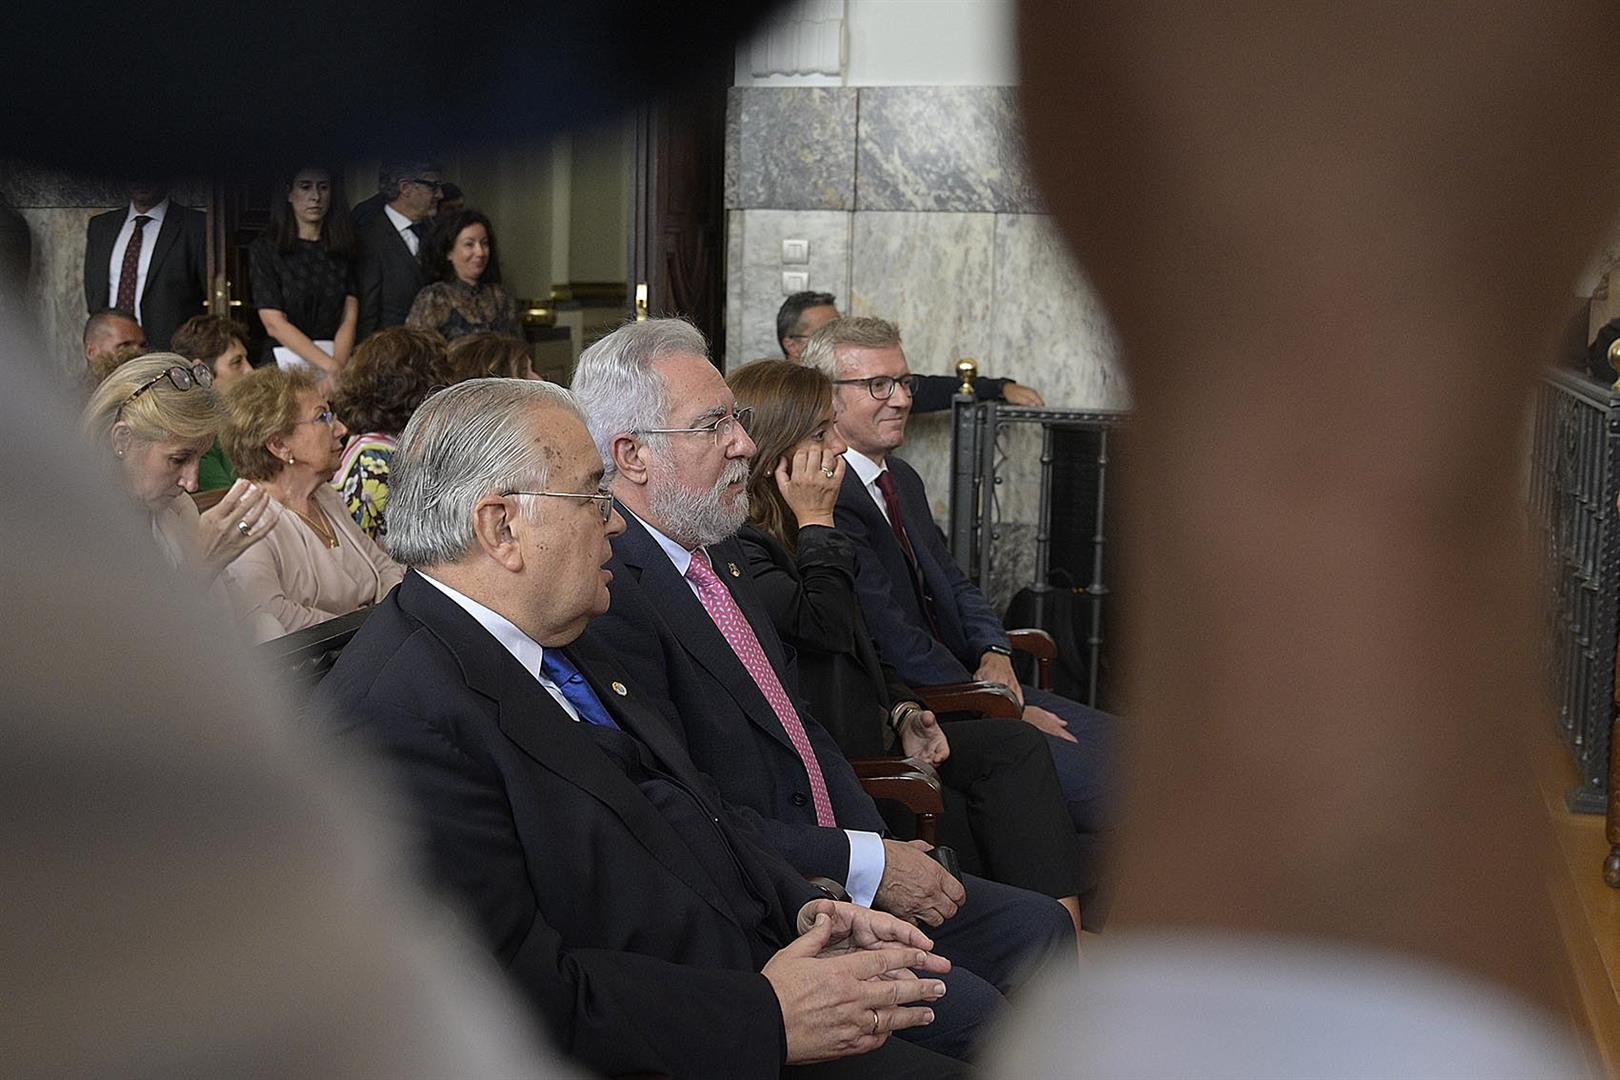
left=583, top=509, right=887, bottom=885
left=83, top=203, right=207, bottom=349
left=316, top=571, right=816, bottom=1079
left=834, top=454, right=1010, bottom=689
left=355, top=209, right=427, bottom=336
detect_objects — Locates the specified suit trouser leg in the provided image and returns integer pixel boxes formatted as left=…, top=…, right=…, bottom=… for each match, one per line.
left=1023, top=685, right=1116, bottom=928
left=895, top=873, right=1076, bottom=1060
left=936, top=717, right=1089, bottom=899
left=787, top=1035, right=972, bottom=1079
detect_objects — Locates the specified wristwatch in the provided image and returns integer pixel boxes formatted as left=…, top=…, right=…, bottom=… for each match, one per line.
left=983, top=644, right=1013, bottom=658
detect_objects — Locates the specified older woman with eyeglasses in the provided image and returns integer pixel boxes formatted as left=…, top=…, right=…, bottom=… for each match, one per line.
left=218, top=366, right=404, bottom=641
left=81, top=354, right=277, bottom=585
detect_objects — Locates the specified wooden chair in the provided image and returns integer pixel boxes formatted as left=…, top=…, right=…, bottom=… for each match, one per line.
left=856, top=628, right=1057, bottom=843
left=911, top=626, right=1059, bottom=720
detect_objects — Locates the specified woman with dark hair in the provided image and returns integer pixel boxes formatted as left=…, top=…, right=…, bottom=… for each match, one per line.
left=441, top=330, right=538, bottom=382
left=249, top=167, right=359, bottom=381
left=728, top=358, right=1088, bottom=933
left=404, top=208, right=518, bottom=341
left=329, top=326, right=448, bottom=540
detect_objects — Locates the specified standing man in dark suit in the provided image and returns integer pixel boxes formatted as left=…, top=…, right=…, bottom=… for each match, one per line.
left=572, top=319, right=1075, bottom=1063
left=805, top=315, right=1115, bottom=927
left=83, top=183, right=206, bottom=350
left=355, top=161, right=442, bottom=337
left=315, top=377, right=960, bottom=1080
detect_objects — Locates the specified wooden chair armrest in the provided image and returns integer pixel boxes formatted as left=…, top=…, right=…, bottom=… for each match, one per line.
left=850, top=756, right=944, bottom=844
left=914, top=680, right=1023, bottom=719
left=1007, top=627, right=1057, bottom=690
left=1007, top=627, right=1056, bottom=659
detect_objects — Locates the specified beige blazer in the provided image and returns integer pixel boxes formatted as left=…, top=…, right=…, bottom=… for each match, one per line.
left=224, top=484, right=405, bottom=642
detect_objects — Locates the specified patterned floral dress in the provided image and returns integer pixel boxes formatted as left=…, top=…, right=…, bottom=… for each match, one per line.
left=332, top=432, right=398, bottom=542
left=404, top=278, right=519, bottom=341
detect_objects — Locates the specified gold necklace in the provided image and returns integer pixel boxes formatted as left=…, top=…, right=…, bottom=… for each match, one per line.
left=292, top=504, right=339, bottom=549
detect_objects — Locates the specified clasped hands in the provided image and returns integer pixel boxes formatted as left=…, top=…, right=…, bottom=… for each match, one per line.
left=764, top=898, right=950, bottom=1063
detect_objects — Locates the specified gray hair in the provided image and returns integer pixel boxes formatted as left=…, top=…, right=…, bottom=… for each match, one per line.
left=800, top=315, right=903, bottom=379
left=570, top=317, right=710, bottom=475
left=386, top=378, right=583, bottom=568
left=378, top=160, right=442, bottom=202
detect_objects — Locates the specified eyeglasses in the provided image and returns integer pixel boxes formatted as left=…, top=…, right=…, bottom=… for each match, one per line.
left=408, top=178, right=444, bottom=192
left=296, top=408, right=337, bottom=426
left=503, top=487, right=616, bottom=523
left=638, top=407, right=754, bottom=444
left=832, top=374, right=919, bottom=401
left=117, top=362, right=212, bottom=415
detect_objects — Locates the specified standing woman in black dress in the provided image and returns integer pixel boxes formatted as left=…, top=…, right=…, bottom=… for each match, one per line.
left=250, top=167, right=359, bottom=383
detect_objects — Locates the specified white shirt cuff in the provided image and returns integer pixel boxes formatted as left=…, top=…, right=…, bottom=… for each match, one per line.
left=843, top=830, right=886, bottom=908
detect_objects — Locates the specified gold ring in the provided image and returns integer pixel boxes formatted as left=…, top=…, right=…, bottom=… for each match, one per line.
left=869, top=1008, right=880, bottom=1035
left=821, top=467, right=836, bottom=478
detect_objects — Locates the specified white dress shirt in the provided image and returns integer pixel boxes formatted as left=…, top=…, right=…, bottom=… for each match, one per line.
left=383, top=203, right=421, bottom=258
left=627, top=507, right=887, bottom=907
left=417, top=571, right=581, bottom=722
left=106, top=198, right=170, bottom=321
left=841, top=447, right=891, bottom=524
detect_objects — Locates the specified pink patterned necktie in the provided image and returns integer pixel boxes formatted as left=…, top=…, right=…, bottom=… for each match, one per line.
left=686, top=548, right=837, bottom=827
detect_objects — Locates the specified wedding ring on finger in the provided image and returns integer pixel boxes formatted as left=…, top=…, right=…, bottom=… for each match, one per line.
left=237, top=520, right=252, bottom=537
left=869, top=1008, right=880, bottom=1036
left=821, top=467, right=837, bottom=478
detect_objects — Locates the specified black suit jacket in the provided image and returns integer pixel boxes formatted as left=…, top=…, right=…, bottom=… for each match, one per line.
left=356, top=209, right=427, bottom=337
left=83, top=203, right=206, bottom=349
left=585, top=511, right=887, bottom=885
left=316, top=571, right=817, bottom=1079
left=834, top=455, right=1010, bottom=689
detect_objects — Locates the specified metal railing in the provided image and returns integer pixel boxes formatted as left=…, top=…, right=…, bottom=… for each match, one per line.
left=948, top=396, right=1128, bottom=708
left=1529, top=369, right=1620, bottom=813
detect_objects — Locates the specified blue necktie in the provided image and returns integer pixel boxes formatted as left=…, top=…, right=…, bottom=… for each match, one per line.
left=540, top=649, right=620, bottom=730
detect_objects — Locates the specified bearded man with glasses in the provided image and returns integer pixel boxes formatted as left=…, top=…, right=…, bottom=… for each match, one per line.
left=574, top=318, right=1075, bottom=1064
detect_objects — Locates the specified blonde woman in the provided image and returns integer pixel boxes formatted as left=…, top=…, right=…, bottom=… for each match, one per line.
left=219, top=366, right=404, bottom=641
left=81, top=353, right=276, bottom=582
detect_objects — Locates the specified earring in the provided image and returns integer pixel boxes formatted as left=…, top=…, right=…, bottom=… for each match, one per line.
left=287, top=455, right=295, bottom=466
left=115, top=449, right=124, bottom=458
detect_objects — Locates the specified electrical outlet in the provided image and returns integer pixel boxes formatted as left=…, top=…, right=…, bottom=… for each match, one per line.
left=782, top=270, right=809, bottom=292
left=781, top=238, right=810, bottom=264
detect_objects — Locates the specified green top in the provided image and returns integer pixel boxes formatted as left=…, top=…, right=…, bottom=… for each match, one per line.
left=197, top=439, right=236, bottom=492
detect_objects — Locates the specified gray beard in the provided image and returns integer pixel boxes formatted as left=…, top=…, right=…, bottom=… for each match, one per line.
left=649, top=459, right=751, bottom=548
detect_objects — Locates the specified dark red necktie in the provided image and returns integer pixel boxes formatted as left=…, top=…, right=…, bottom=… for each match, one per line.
left=874, top=469, right=943, bottom=640
left=115, top=215, right=152, bottom=313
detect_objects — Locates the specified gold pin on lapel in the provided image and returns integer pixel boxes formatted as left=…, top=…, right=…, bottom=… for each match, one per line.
left=611, top=681, right=628, bottom=696
left=727, top=562, right=741, bottom=577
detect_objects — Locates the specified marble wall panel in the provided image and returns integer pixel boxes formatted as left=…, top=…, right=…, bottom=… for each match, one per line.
left=855, top=87, right=1040, bottom=214
left=726, top=87, right=858, bottom=211
left=848, top=210, right=994, bottom=377
left=19, top=207, right=98, bottom=385
left=723, top=208, right=852, bottom=369
left=991, top=214, right=1127, bottom=410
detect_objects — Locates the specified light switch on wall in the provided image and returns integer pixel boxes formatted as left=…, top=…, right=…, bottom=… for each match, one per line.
left=781, top=238, right=810, bottom=264
left=781, top=270, right=810, bottom=293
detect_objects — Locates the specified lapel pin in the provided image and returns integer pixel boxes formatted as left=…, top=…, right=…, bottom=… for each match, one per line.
left=727, top=562, right=741, bottom=577
left=611, top=681, right=628, bottom=696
